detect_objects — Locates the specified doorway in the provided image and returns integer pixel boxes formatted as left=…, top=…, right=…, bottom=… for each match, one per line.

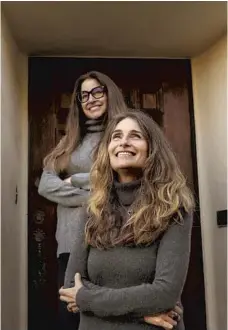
left=28, top=57, right=206, bottom=330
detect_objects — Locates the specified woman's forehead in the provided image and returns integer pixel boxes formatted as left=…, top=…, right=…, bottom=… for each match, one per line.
left=113, top=117, right=141, bottom=131
left=81, top=78, right=100, bottom=91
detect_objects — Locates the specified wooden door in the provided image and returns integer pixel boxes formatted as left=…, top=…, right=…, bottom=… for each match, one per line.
left=28, top=57, right=206, bottom=330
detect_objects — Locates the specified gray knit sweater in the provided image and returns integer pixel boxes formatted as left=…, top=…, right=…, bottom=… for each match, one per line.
left=64, top=180, right=192, bottom=330
left=38, top=119, right=103, bottom=257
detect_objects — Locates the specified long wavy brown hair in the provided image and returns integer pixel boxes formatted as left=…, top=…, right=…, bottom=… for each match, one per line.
left=43, top=71, right=127, bottom=173
left=86, top=110, right=195, bottom=249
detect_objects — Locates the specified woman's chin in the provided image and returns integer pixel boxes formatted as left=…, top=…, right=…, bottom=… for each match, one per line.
left=115, top=163, right=133, bottom=170
left=85, top=108, right=106, bottom=120
left=114, top=164, right=143, bottom=172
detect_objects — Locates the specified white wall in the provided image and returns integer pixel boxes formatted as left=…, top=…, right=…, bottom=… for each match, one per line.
left=1, top=14, right=28, bottom=330
left=191, top=36, right=227, bottom=330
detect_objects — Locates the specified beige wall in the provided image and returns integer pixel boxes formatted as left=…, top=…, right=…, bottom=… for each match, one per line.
left=191, top=36, right=227, bottom=330
left=1, top=14, right=28, bottom=330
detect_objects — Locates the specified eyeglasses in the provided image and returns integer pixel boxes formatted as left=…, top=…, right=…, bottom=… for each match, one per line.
left=77, top=85, right=106, bottom=103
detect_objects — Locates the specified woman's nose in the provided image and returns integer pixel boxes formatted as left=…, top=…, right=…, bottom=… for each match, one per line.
left=119, top=136, right=130, bottom=146
left=88, top=93, right=96, bottom=102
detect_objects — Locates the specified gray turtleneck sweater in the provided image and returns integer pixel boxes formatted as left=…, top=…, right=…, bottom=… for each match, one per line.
left=64, top=180, right=192, bottom=330
left=38, top=119, right=104, bottom=257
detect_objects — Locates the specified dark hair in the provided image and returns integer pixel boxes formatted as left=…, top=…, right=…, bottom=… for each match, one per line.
left=43, top=71, right=127, bottom=172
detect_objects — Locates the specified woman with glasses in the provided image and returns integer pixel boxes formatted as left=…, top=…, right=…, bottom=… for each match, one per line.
left=38, top=71, right=128, bottom=330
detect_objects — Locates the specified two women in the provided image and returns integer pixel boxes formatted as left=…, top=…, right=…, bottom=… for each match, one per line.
left=38, top=71, right=127, bottom=329
left=60, top=110, right=194, bottom=329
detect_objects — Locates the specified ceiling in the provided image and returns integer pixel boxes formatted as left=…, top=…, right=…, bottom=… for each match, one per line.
left=2, top=1, right=227, bottom=58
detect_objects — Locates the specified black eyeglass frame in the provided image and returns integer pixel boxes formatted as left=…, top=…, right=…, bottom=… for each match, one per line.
left=77, top=85, right=106, bottom=103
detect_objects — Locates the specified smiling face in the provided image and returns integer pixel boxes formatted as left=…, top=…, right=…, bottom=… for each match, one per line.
left=108, top=117, right=148, bottom=182
left=80, top=78, right=108, bottom=119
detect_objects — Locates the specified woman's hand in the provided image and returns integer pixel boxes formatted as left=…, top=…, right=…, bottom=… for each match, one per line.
left=144, top=304, right=182, bottom=329
left=64, top=177, right=72, bottom=184
left=59, top=273, right=83, bottom=307
left=67, top=301, right=79, bottom=314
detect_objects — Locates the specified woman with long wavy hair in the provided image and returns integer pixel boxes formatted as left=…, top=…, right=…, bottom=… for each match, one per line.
left=60, top=110, right=194, bottom=330
left=38, top=71, right=127, bottom=329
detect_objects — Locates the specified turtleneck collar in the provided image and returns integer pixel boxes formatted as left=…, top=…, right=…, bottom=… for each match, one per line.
left=85, top=114, right=105, bottom=133
left=113, top=179, right=142, bottom=206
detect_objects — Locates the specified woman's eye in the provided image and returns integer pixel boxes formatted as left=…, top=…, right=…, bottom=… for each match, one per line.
left=81, top=93, right=88, bottom=100
left=131, top=133, right=141, bottom=138
left=112, top=134, right=121, bottom=140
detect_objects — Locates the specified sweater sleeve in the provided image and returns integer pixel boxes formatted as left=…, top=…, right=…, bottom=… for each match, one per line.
left=64, top=211, right=89, bottom=288
left=70, top=173, right=90, bottom=190
left=38, top=169, right=89, bottom=207
left=76, top=212, right=193, bottom=318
